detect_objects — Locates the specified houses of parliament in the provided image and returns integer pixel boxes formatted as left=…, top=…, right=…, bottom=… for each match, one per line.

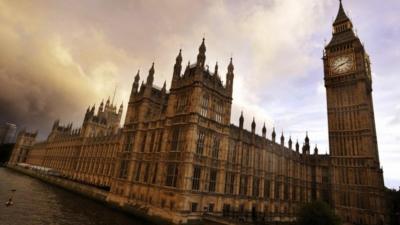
left=9, top=2, right=387, bottom=225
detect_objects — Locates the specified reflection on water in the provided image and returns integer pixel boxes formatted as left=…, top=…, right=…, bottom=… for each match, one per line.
left=0, top=168, right=150, bottom=225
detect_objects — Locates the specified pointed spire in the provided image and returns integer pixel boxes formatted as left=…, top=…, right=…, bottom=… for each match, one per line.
left=251, top=117, right=256, bottom=133
left=262, top=123, right=267, bottom=138
left=280, top=132, right=285, bottom=146
left=106, top=97, right=110, bottom=106
left=228, top=57, right=234, bottom=73
left=239, top=111, right=244, bottom=129
left=197, top=38, right=206, bottom=67
left=214, top=62, right=218, bottom=75
left=288, top=136, right=293, bottom=150
left=147, top=62, right=155, bottom=85
left=334, top=0, right=350, bottom=25
left=305, top=131, right=310, bottom=144
left=162, top=81, right=166, bottom=92
left=135, top=70, right=140, bottom=82
left=176, top=49, right=182, bottom=63
left=99, top=100, right=104, bottom=112
left=272, top=127, right=276, bottom=142
left=119, top=103, right=123, bottom=113
left=314, top=145, right=319, bottom=155
left=296, top=139, right=300, bottom=153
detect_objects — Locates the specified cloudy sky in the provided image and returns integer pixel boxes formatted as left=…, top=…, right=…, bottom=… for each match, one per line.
left=0, top=0, right=399, bottom=188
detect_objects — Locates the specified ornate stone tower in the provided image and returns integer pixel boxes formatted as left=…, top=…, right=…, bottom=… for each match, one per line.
left=323, top=1, right=386, bottom=224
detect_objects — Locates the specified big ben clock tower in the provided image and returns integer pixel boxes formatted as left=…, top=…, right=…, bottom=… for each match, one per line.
left=323, top=1, right=386, bottom=224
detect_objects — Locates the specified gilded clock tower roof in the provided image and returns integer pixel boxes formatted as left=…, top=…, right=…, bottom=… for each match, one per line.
left=333, top=0, right=350, bottom=25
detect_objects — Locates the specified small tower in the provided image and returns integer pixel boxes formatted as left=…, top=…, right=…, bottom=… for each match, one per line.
left=172, top=49, right=182, bottom=84
left=295, top=139, right=300, bottom=153
left=288, top=136, right=293, bottom=150
left=251, top=117, right=256, bottom=134
left=239, top=111, right=244, bottom=129
left=98, top=100, right=104, bottom=114
left=280, top=132, right=285, bottom=146
left=272, top=127, right=276, bottom=143
left=226, top=58, right=234, bottom=95
left=262, top=123, right=267, bottom=138
left=214, top=62, right=218, bottom=75
left=131, top=70, right=140, bottom=96
left=314, top=145, right=319, bottom=155
left=147, top=62, right=155, bottom=86
left=197, top=38, right=206, bottom=67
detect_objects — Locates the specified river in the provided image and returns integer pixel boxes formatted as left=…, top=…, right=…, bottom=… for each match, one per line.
left=0, top=167, right=150, bottom=225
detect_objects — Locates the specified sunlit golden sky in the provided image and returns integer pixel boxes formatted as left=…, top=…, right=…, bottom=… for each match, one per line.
left=1, top=0, right=399, bottom=188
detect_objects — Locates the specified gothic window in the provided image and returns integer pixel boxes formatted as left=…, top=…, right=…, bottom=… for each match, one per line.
left=143, top=163, right=150, bottom=183
left=118, top=159, right=129, bottom=179
left=176, top=94, right=188, bottom=113
left=253, top=177, right=260, bottom=197
left=215, top=100, right=224, bottom=123
left=170, top=127, right=181, bottom=152
left=152, top=163, right=158, bottom=184
left=275, top=182, right=281, bottom=200
left=156, top=131, right=163, bottom=152
left=192, top=166, right=201, bottom=190
left=165, top=163, right=178, bottom=187
left=209, top=169, right=217, bottom=192
left=211, top=136, right=220, bottom=159
left=141, top=133, right=147, bottom=152
left=227, top=141, right=236, bottom=163
left=239, top=176, right=247, bottom=196
left=125, top=134, right=133, bottom=152
left=200, top=95, right=209, bottom=117
left=224, top=172, right=235, bottom=194
left=149, top=132, right=155, bottom=152
left=196, top=130, right=205, bottom=155
left=264, top=179, right=271, bottom=198
left=135, top=162, right=142, bottom=181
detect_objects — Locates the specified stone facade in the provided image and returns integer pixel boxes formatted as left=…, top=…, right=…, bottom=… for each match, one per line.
left=9, top=2, right=387, bottom=225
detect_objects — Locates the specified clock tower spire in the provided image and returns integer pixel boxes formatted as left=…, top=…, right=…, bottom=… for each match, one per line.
left=323, top=1, right=386, bottom=225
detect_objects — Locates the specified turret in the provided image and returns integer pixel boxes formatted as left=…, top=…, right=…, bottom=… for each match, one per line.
left=251, top=117, right=256, bottom=134
left=288, top=136, right=293, bottom=150
left=272, top=127, right=276, bottom=143
left=295, top=140, right=300, bottom=153
left=197, top=38, right=206, bottom=67
left=214, top=62, right=218, bottom=75
left=262, top=123, right=267, bottom=138
left=314, top=145, right=319, bottom=155
left=162, top=81, right=167, bottom=94
left=147, top=62, right=155, bottom=86
left=98, top=100, right=104, bottom=114
left=239, top=111, right=244, bottom=129
left=131, top=70, right=140, bottom=96
left=226, top=58, right=234, bottom=95
left=173, top=49, right=182, bottom=82
left=119, top=103, right=123, bottom=115
left=280, top=132, right=285, bottom=146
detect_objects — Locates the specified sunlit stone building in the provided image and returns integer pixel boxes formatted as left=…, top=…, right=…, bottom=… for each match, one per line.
left=9, top=2, right=387, bottom=225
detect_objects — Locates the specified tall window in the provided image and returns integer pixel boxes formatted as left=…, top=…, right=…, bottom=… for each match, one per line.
left=143, top=163, right=150, bottom=183
left=239, top=176, right=247, bottom=196
left=192, top=166, right=201, bottom=190
left=176, top=95, right=188, bottom=113
left=211, top=136, right=220, bottom=159
left=253, top=177, right=260, bottom=197
left=156, top=131, right=163, bottom=152
left=149, top=132, right=155, bottom=152
left=196, top=131, right=205, bottom=155
left=135, top=162, right=142, bottom=181
left=264, top=179, right=271, bottom=198
left=224, top=172, right=235, bottom=194
left=118, top=160, right=129, bottom=179
left=209, top=169, right=217, bottom=192
left=124, top=134, right=134, bottom=152
left=165, top=163, right=178, bottom=187
left=152, top=163, right=158, bottom=184
left=170, top=127, right=180, bottom=152
left=141, top=133, right=147, bottom=152
left=227, top=141, right=236, bottom=163
left=200, top=95, right=209, bottom=117
left=215, top=100, right=224, bottom=123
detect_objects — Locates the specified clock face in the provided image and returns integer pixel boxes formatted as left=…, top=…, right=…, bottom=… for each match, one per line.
left=331, top=55, right=354, bottom=74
